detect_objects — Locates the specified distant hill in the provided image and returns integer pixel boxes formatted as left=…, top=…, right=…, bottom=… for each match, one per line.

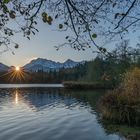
left=0, top=63, right=10, bottom=72
left=23, top=58, right=85, bottom=72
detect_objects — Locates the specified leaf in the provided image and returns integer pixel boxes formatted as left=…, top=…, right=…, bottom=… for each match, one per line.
left=34, top=21, right=37, bottom=25
left=103, top=48, right=107, bottom=52
left=35, top=28, right=39, bottom=32
left=27, top=36, right=30, bottom=40
left=55, top=14, right=58, bottom=19
left=3, top=0, right=10, bottom=4
left=94, top=19, right=98, bottom=24
left=99, top=47, right=103, bottom=51
left=92, top=33, right=97, bottom=38
left=47, top=16, right=53, bottom=25
left=112, top=3, right=116, bottom=7
left=65, top=36, right=69, bottom=39
left=114, top=13, right=119, bottom=19
left=59, top=24, right=63, bottom=29
left=3, top=5, right=9, bottom=13
left=85, top=24, right=89, bottom=30
left=14, top=44, right=19, bottom=49
left=26, top=30, right=30, bottom=35
left=47, top=16, right=53, bottom=22
left=42, top=12, right=47, bottom=18
left=32, top=31, right=35, bottom=35
left=9, top=10, right=16, bottom=19
left=64, top=22, right=68, bottom=25
left=42, top=17, right=47, bottom=23
left=121, top=13, right=126, bottom=16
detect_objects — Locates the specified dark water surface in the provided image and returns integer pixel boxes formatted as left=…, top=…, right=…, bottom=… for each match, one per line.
left=0, top=86, right=125, bottom=140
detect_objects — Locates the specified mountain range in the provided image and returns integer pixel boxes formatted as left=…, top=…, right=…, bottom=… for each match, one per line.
left=0, top=58, right=85, bottom=72
left=0, top=63, right=10, bottom=72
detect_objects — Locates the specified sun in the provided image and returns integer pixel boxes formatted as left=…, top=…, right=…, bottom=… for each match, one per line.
left=8, top=66, right=28, bottom=82
left=15, top=66, right=20, bottom=71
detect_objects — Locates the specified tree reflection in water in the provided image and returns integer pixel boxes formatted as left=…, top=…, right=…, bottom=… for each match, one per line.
left=0, top=88, right=139, bottom=140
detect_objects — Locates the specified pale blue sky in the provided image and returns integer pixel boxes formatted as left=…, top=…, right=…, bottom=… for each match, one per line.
left=0, top=20, right=139, bottom=67
left=0, top=21, right=96, bottom=67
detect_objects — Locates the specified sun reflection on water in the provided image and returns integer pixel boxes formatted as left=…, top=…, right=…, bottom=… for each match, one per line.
left=15, top=90, right=19, bottom=104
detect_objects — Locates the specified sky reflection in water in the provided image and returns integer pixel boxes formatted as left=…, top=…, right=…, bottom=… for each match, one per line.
left=0, top=87, right=125, bottom=140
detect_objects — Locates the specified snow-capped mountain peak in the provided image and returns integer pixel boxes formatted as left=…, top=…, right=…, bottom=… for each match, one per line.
left=0, top=58, right=85, bottom=72
left=23, top=58, right=84, bottom=72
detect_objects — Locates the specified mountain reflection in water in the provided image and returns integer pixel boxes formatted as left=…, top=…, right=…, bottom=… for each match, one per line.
left=0, top=88, right=128, bottom=140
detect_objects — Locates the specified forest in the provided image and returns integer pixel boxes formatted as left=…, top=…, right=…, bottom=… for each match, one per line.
left=0, top=63, right=87, bottom=83
left=1, top=40, right=140, bottom=87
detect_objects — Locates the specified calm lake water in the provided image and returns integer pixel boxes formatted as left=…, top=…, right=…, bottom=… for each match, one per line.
left=0, top=84, right=125, bottom=140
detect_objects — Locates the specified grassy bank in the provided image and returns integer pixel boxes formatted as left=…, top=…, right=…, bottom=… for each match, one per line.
left=63, top=81, right=112, bottom=89
left=99, top=67, right=140, bottom=126
left=103, top=122, right=140, bottom=139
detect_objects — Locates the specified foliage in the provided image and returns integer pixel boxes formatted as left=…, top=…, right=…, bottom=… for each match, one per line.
left=103, top=123, right=140, bottom=140
left=122, top=67, right=140, bottom=96
left=1, top=0, right=140, bottom=54
left=99, top=67, right=140, bottom=126
left=63, top=43, right=140, bottom=89
left=85, top=57, right=105, bottom=83
left=82, top=40, right=140, bottom=87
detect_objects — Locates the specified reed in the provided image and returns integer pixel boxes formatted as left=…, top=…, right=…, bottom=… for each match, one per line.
left=63, top=81, right=112, bottom=89
left=99, top=67, right=140, bottom=126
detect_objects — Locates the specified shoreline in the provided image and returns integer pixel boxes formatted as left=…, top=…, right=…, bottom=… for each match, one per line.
left=0, top=82, right=113, bottom=90
left=63, top=81, right=113, bottom=89
left=0, top=84, right=64, bottom=89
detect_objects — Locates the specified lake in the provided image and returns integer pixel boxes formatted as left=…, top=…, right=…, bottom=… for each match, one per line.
left=0, top=84, right=125, bottom=140
left=0, top=84, right=64, bottom=88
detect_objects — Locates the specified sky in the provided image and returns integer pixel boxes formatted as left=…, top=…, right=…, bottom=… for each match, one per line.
left=0, top=19, right=139, bottom=67
left=0, top=21, right=97, bottom=67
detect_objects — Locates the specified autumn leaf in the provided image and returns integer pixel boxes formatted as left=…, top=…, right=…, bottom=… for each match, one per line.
left=92, top=33, right=97, bottom=38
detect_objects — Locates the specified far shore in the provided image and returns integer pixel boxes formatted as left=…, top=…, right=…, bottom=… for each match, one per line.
left=0, top=84, right=64, bottom=89
left=63, top=81, right=113, bottom=89
left=0, top=82, right=113, bottom=90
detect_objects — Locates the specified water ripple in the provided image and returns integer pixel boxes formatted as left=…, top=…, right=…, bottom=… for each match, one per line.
left=0, top=88, right=125, bottom=140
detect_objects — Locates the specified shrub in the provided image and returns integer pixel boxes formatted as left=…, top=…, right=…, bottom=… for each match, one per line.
left=99, top=67, right=140, bottom=126
left=122, top=67, right=140, bottom=96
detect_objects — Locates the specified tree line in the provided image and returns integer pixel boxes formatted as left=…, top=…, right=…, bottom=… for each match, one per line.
left=0, top=40, right=140, bottom=84
left=0, top=63, right=87, bottom=83
left=82, top=40, right=140, bottom=87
